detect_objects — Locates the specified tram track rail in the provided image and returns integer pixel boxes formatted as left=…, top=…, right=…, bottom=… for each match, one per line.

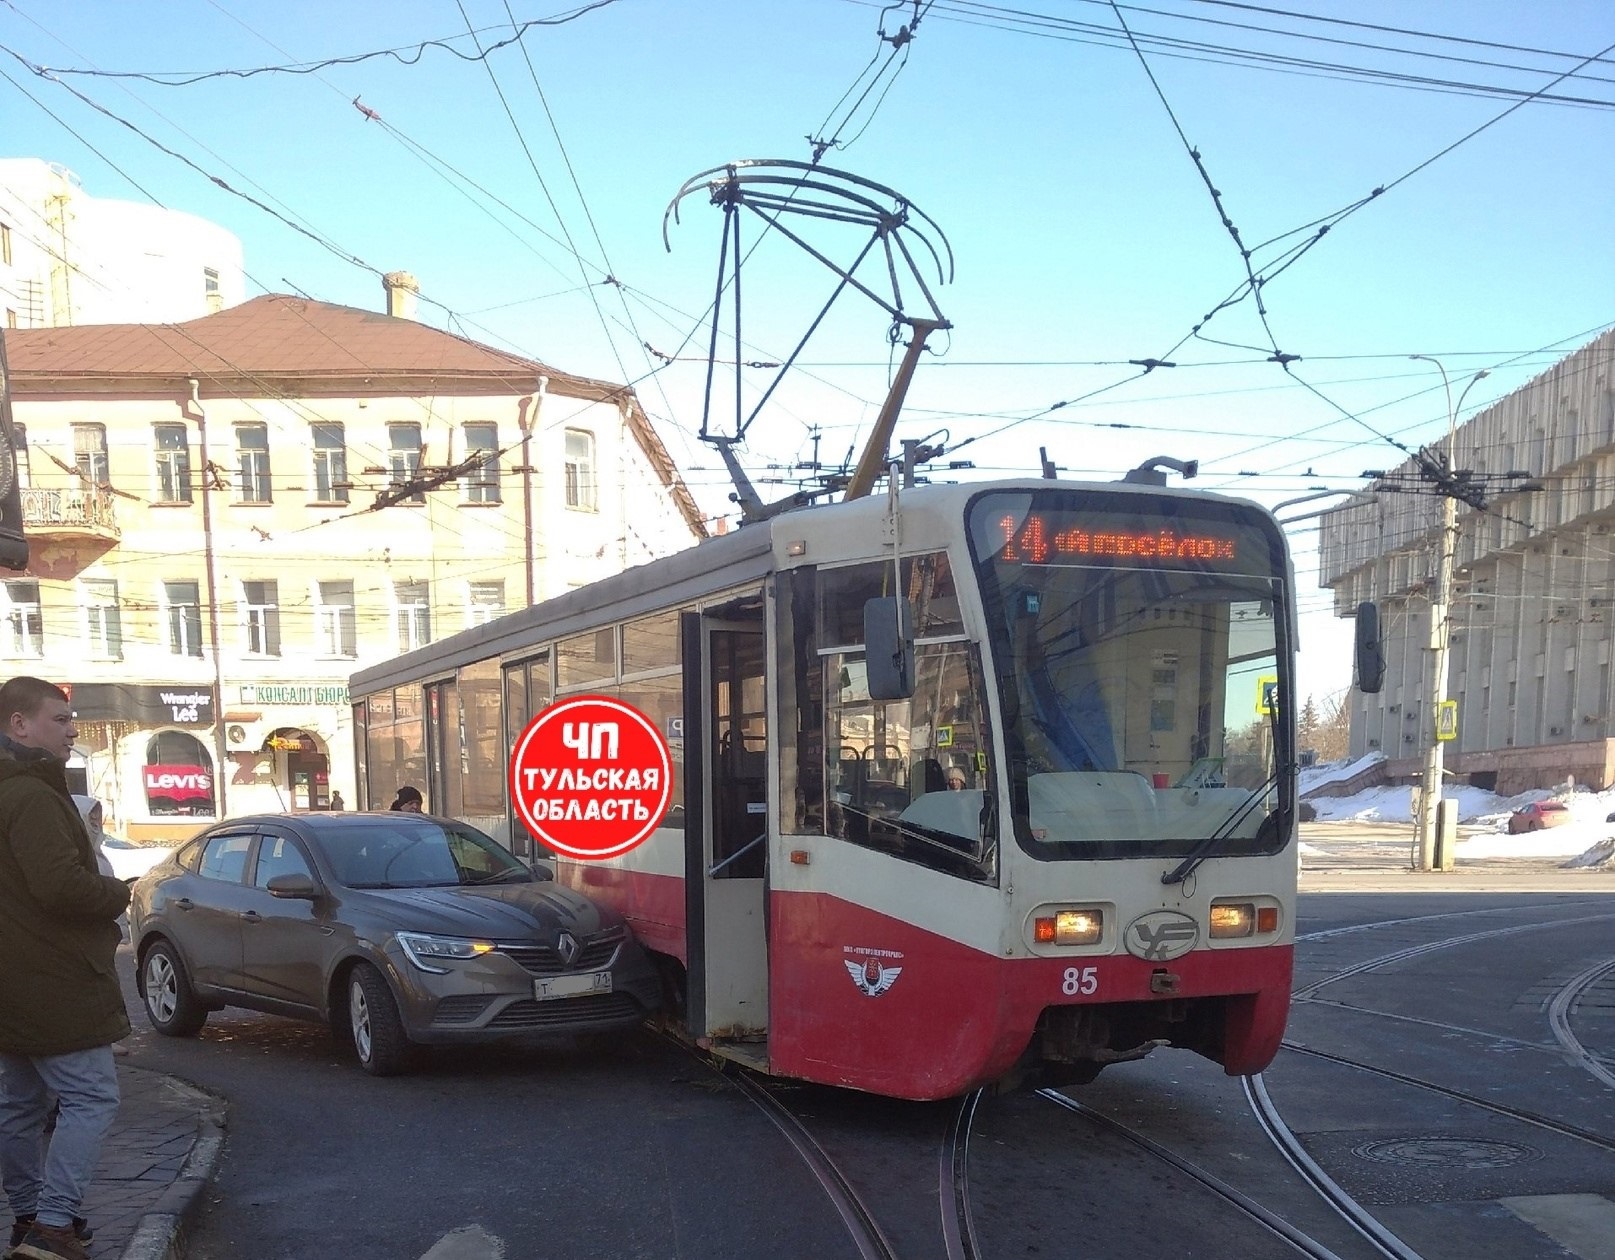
left=1293, top=912, right=1615, bottom=1000
left=1240, top=1075, right=1425, bottom=1260
left=939, top=1089, right=984, bottom=1260
left=1547, top=955, right=1615, bottom=1090
left=1036, top=1087, right=1362, bottom=1260
left=728, top=1069, right=901, bottom=1260
left=1279, top=1042, right=1615, bottom=1153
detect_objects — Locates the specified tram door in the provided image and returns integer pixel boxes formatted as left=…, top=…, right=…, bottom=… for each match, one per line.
left=681, top=612, right=769, bottom=1047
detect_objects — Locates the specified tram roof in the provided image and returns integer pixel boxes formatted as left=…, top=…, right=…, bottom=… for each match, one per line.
left=349, top=475, right=1280, bottom=697
left=350, top=525, right=774, bottom=695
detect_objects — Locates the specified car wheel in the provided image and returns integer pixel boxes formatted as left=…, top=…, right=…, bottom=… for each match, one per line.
left=141, top=941, right=208, bottom=1037
left=1528, top=819, right=1543, bottom=832
left=347, top=963, right=412, bottom=1076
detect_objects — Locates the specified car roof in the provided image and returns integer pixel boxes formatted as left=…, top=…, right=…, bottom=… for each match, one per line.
left=206, top=812, right=460, bottom=836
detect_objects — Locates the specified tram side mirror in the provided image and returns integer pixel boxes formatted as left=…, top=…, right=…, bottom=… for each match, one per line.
left=863, top=596, right=915, bottom=700
left=1354, top=601, right=1385, bottom=694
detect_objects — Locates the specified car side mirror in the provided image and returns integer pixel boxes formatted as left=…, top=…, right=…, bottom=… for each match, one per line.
left=863, top=595, right=915, bottom=700
left=266, top=872, right=319, bottom=900
left=530, top=862, right=554, bottom=881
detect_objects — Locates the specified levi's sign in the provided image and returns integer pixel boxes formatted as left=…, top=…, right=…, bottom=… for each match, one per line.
left=508, top=696, right=673, bottom=860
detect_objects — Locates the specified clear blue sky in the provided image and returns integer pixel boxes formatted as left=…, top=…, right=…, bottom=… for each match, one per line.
left=4, top=0, right=1612, bottom=705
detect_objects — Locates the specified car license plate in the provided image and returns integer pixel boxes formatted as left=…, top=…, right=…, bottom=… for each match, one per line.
left=534, top=971, right=613, bottom=1001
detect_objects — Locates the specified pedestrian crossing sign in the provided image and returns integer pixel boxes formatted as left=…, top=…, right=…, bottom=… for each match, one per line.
left=1436, top=699, right=1458, bottom=741
left=1256, top=676, right=1278, bottom=716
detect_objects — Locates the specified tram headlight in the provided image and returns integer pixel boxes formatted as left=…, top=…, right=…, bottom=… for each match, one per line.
left=1032, top=908, right=1104, bottom=946
left=1209, top=903, right=1254, bottom=938
left=1209, top=901, right=1280, bottom=938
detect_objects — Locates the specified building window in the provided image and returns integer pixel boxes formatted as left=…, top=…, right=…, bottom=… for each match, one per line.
left=80, top=578, right=121, bottom=659
left=564, top=429, right=597, bottom=511
left=395, top=580, right=431, bottom=652
left=311, top=423, right=348, bottom=504
left=236, top=424, right=271, bottom=503
left=144, top=731, right=216, bottom=818
left=242, top=580, right=281, bottom=656
left=73, top=424, right=109, bottom=486
left=0, top=222, right=11, bottom=266
left=165, top=580, right=203, bottom=657
left=1, top=582, right=42, bottom=657
left=389, top=424, right=424, bottom=504
left=154, top=423, right=192, bottom=504
left=467, top=581, right=505, bottom=628
left=13, top=422, right=28, bottom=488
left=203, top=266, right=221, bottom=313
left=316, top=580, right=356, bottom=657
left=461, top=423, right=501, bottom=504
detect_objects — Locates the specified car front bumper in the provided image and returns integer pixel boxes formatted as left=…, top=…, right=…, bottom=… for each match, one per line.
left=382, top=939, right=662, bottom=1045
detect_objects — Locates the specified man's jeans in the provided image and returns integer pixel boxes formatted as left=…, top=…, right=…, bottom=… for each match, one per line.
left=0, top=1046, right=120, bottom=1228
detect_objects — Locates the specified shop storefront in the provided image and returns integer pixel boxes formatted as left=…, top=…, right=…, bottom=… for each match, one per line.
left=225, top=682, right=353, bottom=816
left=66, top=682, right=219, bottom=843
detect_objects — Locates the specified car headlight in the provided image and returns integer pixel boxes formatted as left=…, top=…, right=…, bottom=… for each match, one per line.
left=396, top=931, right=496, bottom=975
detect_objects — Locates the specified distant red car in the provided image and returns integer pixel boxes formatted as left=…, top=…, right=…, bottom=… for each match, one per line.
left=1508, top=801, right=1571, bottom=834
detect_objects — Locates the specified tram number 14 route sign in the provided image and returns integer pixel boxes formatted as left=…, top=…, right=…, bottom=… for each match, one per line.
left=509, top=696, right=674, bottom=860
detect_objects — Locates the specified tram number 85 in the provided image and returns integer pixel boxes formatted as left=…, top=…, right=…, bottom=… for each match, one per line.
left=1062, top=967, right=1099, bottom=996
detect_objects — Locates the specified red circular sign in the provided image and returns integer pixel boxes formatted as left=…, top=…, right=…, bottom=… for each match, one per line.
left=508, top=696, right=673, bottom=860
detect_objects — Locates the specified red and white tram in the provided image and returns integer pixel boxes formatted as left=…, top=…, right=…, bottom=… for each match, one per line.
left=349, top=470, right=1298, bottom=1100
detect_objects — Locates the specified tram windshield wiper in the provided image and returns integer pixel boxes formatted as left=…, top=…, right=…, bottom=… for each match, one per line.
left=1160, top=770, right=1282, bottom=887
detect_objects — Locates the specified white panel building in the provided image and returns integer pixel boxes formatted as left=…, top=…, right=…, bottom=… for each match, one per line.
left=0, top=158, right=245, bottom=329
left=1319, top=329, right=1615, bottom=794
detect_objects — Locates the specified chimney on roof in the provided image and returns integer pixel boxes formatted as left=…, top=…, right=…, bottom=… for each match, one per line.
left=382, top=271, right=419, bottom=321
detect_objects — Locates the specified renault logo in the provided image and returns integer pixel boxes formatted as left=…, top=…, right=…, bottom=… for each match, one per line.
left=1124, top=910, right=1199, bottom=961
left=556, top=932, right=581, bottom=967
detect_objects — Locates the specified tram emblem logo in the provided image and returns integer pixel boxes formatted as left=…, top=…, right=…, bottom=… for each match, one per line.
left=1125, top=911, right=1199, bottom=962
left=845, top=958, right=902, bottom=997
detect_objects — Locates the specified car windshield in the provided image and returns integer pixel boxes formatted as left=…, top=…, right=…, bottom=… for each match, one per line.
left=318, top=820, right=533, bottom=889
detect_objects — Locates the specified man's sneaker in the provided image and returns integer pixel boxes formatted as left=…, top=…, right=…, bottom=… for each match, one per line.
left=9, top=1221, right=90, bottom=1260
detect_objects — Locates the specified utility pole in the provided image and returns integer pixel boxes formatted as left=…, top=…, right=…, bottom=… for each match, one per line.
left=1409, top=357, right=1489, bottom=872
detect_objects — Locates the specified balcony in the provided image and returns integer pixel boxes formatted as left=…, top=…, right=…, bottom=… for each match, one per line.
left=22, top=486, right=120, bottom=541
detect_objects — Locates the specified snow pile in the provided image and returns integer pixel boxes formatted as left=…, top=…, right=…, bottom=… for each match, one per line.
left=1303, top=774, right=1615, bottom=863
left=1298, top=752, right=1385, bottom=796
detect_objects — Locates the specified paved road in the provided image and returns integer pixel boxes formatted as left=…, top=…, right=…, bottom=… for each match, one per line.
left=111, top=826, right=1615, bottom=1259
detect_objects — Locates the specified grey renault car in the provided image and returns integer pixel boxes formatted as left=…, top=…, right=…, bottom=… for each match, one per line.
left=129, top=813, right=661, bottom=1075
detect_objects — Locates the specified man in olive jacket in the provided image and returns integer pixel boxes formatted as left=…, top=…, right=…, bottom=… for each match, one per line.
left=0, top=677, right=130, bottom=1260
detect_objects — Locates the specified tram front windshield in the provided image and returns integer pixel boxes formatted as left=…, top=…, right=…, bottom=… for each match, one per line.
left=968, top=491, right=1292, bottom=861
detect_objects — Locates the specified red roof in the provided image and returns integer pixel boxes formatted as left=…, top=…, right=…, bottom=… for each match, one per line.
left=6, top=294, right=606, bottom=395
left=5, top=295, right=706, bottom=536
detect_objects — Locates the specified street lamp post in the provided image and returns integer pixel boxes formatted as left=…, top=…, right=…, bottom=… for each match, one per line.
left=1409, top=356, right=1489, bottom=872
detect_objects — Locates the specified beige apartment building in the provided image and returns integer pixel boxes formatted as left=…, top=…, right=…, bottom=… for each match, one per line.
left=5, top=288, right=705, bottom=839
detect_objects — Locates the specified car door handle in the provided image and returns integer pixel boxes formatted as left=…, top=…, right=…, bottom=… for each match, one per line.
left=174, top=898, right=194, bottom=911
left=241, top=910, right=261, bottom=923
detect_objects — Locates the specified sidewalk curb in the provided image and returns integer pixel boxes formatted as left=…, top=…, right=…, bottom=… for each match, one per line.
left=118, top=1079, right=227, bottom=1260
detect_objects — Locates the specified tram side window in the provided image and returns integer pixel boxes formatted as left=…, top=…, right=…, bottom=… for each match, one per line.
left=617, top=675, right=684, bottom=831
left=364, top=687, right=428, bottom=811
left=823, top=640, right=996, bottom=881
left=502, top=654, right=551, bottom=858
left=458, top=659, right=503, bottom=824
left=819, top=553, right=963, bottom=645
